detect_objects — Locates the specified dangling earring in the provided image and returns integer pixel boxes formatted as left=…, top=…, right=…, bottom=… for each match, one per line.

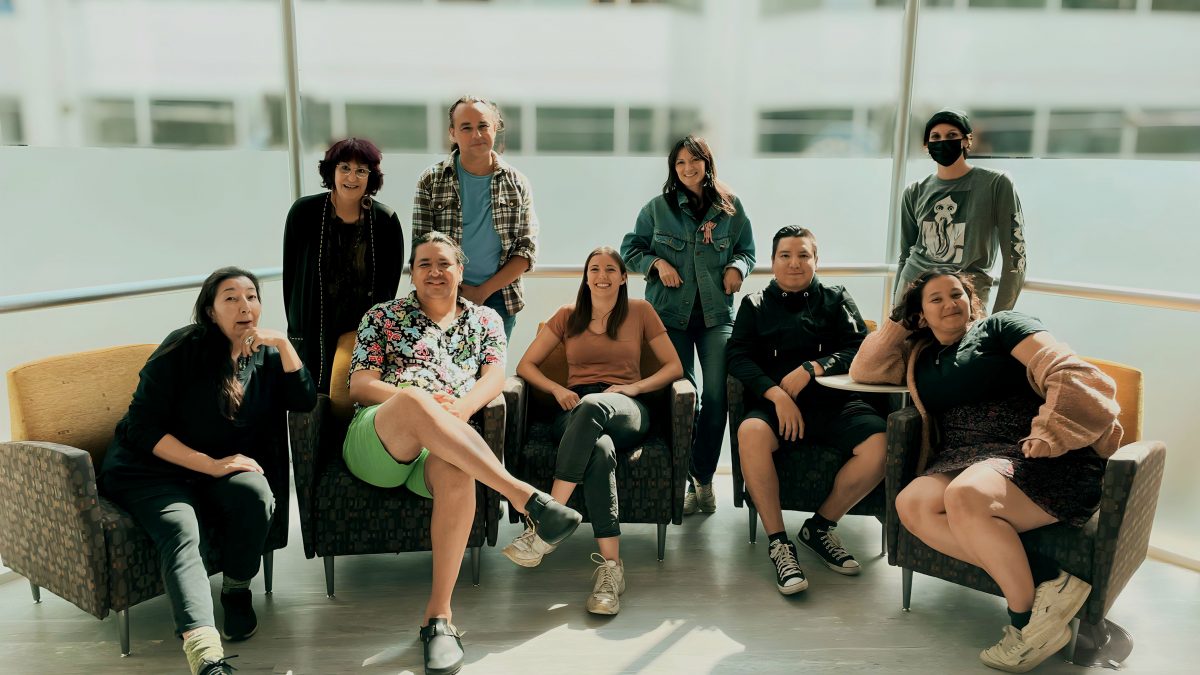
left=704, top=171, right=713, bottom=187
left=361, top=195, right=373, bottom=210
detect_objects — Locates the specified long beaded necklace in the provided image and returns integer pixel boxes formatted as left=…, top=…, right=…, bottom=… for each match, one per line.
left=317, top=192, right=376, bottom=390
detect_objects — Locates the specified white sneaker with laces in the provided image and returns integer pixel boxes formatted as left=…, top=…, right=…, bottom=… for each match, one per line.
left=979, top=623, right=1072, bottom=673
left=501, top=523, right=557, bottom=568
left=586, top=553, right=624, bottom=615
left=1024, top=571, right=1091, bottom=643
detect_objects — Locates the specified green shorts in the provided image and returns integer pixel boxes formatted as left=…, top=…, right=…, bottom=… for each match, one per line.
left=343, top=404, right=432, bottom=498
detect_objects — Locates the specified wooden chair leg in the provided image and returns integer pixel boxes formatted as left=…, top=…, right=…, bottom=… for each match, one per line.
left=29, top=581, right=41, bottom=604
left=117, top=609, right=130, bottom=656
left=902, top=567, right=913, bottom=611
left=323, top=556, right=335, bottom=598
left=880, top=525, right=887, bottom=557
left=748, top=505, right=758, bottom=544
left=470, top=546, right=481, bottom=586
left=262, top=550, right=274, bottom=595
left=656, top=523, right=667, bottom=562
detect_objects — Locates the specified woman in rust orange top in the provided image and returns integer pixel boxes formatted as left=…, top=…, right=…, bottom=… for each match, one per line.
left=502, top=246, right=682, bottom=617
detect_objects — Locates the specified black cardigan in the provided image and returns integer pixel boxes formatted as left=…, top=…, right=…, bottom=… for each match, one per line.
left=100, top=327, right=317, bottom=489
left=282, top=193, right=405, bottom=392
left=726, top=277, right=868, bottom=405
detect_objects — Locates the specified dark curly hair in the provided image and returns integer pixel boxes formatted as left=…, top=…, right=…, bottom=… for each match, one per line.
left=892, top=267, right=984, bottom=340
left=317, top=138, right=384, bottom=195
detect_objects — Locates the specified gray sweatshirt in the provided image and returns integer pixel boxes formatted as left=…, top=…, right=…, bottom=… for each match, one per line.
left=893, top=166, right=1027, bottom=312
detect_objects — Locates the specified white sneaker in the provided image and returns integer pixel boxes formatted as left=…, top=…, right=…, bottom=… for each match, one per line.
left=1025, top=571, right=1091, bottom=642
left=684, top=481, right=717, bottom=515
left=979, top=624, right=1072, bottom=673
left=586, top=553, right=625, bottom=615
left=501, top=523, right=557, bottom=568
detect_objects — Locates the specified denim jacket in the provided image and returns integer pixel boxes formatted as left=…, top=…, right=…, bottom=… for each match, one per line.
left=621, top=191, right=755, bottom=329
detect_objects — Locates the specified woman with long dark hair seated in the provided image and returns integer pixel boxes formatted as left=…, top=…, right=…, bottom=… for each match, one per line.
left=850, top=268, right=1121, bottom=673
left=99, top=267, right=316, bottom=675
left=502, top=246, right=683, bottom=616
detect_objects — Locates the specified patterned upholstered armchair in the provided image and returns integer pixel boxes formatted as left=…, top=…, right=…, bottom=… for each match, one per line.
left=0, top=345, right=289, bottom=656
left=502, top=330, right=696, bottom=561
left=727, top=376, right=889, bottom=547
left=886, top=357, right=1167, bottom=662
left=287, top=332, right=505, bottom=595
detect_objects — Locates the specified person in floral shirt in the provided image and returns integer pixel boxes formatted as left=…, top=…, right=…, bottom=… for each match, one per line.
left=341, top=231, right=581, bottom=675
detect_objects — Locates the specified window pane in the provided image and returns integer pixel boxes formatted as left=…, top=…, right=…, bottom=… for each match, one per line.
left=536, top=106, right=615, bottom=153
left=629, top=107, right=654, bottom=153
left=150, top=100, right=236, bottom=147
left=758, top=109, right=854, bottom=155
left=970, top=109, right=1034, bottom=156
left=1152, top=0, right=1200, bottom=10
left=1062, top=0, right=1135, bottom=8
left=265, top=96, right=332, bottom=149
left=876, top=0, right=954, bottom=7
left=85, top=99, right=137, bottom=146
left=969, top=0, right=1046, bottom=7
left=346, top=103, right=427, bottom=151
left=498, top=103, right=522, bottom=153
left=1047, top=109, right=1124, bottom=155
left=0, top=98, right=23, bottom=145
left=668, top=107, right=701, bottom=149
left=1135, top=110, right=1200, bottom=154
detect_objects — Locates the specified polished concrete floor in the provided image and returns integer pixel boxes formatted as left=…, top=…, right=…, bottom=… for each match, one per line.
left=0, top=475, right=1195, bottom=674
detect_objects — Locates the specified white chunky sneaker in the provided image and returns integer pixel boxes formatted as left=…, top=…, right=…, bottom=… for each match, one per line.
left=501, top=523, right=557, bottom=568
left=586, top=553, right=625, bottom=615
left=979, top=623, right=1072, bottom=673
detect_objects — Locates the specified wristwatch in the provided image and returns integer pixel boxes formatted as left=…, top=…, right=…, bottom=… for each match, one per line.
left=801, top=361, right=817, bottom=377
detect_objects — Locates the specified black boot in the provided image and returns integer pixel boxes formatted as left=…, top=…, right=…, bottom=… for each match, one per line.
left=524, top=491, right=582, bottom=546
left=220, top=589, right=258, bottom=641
left=420, top=618, right=464, bottom=675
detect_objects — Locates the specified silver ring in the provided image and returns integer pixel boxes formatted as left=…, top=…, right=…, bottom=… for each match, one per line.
left=245, top=336, right=255, bottom=345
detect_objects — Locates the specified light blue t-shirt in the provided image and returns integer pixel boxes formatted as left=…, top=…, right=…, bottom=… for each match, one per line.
left=456, top=156, right=503, bottom=287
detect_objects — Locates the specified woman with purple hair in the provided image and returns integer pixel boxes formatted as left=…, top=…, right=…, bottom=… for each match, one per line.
left=283, top=137, right=406, bottom=393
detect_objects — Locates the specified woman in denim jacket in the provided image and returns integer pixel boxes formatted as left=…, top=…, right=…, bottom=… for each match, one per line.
left=621, top=135, right=755, bottom=513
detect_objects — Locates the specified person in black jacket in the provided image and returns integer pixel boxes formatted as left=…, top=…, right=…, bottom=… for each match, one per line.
left=727, top=226, right=886, bottom=596
left=99, top=267, right=317, bottom=675
left=283, top=137, right=405, bottom=393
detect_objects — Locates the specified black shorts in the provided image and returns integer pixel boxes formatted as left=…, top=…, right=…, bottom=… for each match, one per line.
left=744, top=395, right=885, bottom=455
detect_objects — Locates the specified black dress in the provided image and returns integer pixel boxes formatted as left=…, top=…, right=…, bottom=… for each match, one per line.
left=915, top=312, right=1106, bottom=527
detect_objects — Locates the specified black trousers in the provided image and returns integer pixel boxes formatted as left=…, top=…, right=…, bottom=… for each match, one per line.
left=103, top=471, right=274, bottom=635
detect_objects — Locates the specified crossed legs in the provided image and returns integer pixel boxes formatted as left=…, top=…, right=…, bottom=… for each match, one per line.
left=896, top=463, right=1057, bottom=612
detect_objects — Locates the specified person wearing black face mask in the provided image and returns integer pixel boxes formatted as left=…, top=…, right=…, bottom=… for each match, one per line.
left=893, top=109, right=1028, bottom=314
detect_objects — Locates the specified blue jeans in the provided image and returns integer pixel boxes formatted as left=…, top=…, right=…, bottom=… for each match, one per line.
left=666, top=312, right=732, bottom=485
left=483, top=291, right=517, bottom=343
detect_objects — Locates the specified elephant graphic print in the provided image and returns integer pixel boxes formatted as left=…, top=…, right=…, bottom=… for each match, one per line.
left=920, top=194, right=966, bottom=263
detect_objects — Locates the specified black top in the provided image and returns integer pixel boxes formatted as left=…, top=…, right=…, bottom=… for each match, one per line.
left=282, top=193, right=405, bottom=392
left=726, top=277, right=868, bottom=405
left=913, top=311, right=1047, bottom=414
left=99, top=326, right=317, bottom=487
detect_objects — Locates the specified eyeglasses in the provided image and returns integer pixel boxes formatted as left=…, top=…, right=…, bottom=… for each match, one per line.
left=336, top=163, right=371, bottom=178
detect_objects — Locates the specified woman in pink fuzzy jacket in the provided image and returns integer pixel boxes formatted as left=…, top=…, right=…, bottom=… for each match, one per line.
left=851, top=267, right=1122, bottom=674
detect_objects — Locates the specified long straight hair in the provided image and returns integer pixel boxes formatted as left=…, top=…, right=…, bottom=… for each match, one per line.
left=565, top=247, right=629, bottom=340
left=158, top=266, right=261, bottom=420
left=662, top=135, right=736, bottom=217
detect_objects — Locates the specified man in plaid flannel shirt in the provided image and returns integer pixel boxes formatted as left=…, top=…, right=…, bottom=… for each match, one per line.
left=412, top=96, right=538, bottom=341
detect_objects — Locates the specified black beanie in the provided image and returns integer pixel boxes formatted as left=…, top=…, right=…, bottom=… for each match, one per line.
left=923, top=110, right=972, bottom=144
